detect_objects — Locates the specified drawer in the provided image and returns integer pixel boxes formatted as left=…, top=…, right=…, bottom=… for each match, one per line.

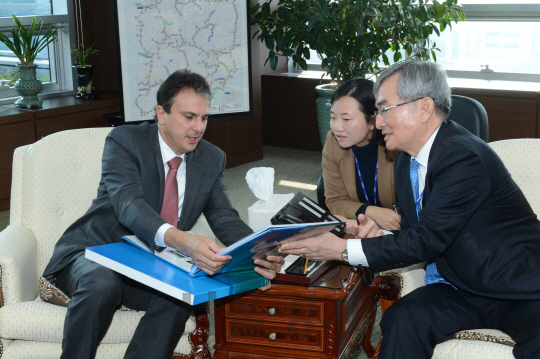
left=226, top=318, right=324, bottom=351
left=225, top=295, right=324, bottom=326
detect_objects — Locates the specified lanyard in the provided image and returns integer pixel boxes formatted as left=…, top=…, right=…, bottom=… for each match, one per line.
left=353, top=154, right=378, bottom=206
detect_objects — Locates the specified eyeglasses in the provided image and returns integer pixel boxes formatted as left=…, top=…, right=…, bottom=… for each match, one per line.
left=374, top=97, right=434, bottom=120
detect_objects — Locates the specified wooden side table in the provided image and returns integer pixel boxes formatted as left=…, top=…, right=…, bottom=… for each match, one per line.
left=213, top=263, right=377, bottom=359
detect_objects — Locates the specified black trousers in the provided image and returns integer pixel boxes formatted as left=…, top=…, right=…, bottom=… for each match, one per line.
left=379, top=283, right=540, bottom=359
left=55, top=253, right=191, bottom=359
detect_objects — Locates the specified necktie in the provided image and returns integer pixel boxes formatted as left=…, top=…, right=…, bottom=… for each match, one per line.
left=410, top=159, right=421, bottom=218
left=411, top=158, right=455, bottom=287
left=161, top=157, right=183, bottom=227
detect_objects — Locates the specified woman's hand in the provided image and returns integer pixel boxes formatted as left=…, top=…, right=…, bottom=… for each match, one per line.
left=365, top=206, right=401, bottom=230
left=334, top=215, right=360, bottom=235
left=354, top=214, right=384, bottom=238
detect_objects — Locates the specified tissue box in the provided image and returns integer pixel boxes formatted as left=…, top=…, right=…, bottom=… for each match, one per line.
left=248, top=193, right=294, bottom=232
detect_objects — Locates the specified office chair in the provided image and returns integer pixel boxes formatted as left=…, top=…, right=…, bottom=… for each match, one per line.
left=446, top=94, right=489, bottom=142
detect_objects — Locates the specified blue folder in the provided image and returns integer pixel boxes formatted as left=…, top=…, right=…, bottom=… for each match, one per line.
left=201, top=221, right=343, bottom=276
left=85, top=242, right=268, bottom=305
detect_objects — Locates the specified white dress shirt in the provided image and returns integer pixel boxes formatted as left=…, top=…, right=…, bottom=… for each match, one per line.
left=347, top=126, right=441, bottom=266
left=154, top=131, right=187, bottom=247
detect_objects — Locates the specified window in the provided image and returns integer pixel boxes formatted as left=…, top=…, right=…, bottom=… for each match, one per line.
left=434, top=1, right=540, bottom=81
left=303, top=1, right=540, bottom=82
left=0, top=0, right=72, bottom=103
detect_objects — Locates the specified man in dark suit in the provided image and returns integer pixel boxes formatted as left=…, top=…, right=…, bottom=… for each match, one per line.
left=280, top=61, right=540, bottom=359
left=43, top=70, right=283, bottom=359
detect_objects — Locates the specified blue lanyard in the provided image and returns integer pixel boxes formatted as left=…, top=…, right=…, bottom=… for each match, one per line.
left=353, top=154, right=378, bottom=206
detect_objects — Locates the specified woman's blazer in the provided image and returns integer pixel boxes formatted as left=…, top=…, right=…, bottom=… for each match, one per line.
left=322, top=130, right=398, bottom=219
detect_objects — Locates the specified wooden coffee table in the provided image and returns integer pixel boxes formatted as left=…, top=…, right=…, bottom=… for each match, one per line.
left=213, top=262, right=377, bottom=359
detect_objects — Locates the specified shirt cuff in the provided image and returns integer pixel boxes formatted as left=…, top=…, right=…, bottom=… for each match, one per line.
left=347, top=238, right=369, bottom=266
left=348, top=231, right=394, bottom=266
left=155, top=223, right=174, bottom=248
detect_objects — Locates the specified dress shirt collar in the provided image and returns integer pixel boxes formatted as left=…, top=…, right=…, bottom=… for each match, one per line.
left=412, top=125, right=441, bottom=169
left=158, top=130, right=186, bottom=164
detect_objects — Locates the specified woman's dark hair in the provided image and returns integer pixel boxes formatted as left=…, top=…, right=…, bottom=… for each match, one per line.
left=331, top=78, right=384, bottom=145
left=155, top=69, right=211, bottom=116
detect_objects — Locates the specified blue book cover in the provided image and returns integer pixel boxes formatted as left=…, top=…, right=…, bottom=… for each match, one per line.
left=122, top=221, right=343, bottom=277
left=85, top=242, right=268, bottom=305
left=213, top=221, right=343, bottom=276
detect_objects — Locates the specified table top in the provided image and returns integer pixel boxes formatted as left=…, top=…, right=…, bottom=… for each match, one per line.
left=265, top=262, right=370, bottom=301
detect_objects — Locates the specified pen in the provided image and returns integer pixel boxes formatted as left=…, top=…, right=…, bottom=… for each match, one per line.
left=392, top=203, right=399, bottom=214
left=303, top=257, right=309, bottom=274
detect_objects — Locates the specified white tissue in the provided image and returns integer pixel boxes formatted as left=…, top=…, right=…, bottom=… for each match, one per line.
left=245, top=167, right=275, bottom=202
left=246, top=167, right=294, bottom=231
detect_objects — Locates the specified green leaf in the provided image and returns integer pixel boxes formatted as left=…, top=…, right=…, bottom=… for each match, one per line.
left=268, top=50, right=278, bottom=69
left=382, top=53, right=389, bottom=66
left=264, top=35, right=275, bottom=50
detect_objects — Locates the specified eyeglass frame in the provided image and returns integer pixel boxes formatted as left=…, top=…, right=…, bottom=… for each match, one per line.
left=374, top=97, right=435, bottom=120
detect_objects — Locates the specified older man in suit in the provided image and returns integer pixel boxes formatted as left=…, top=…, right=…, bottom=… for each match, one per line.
left=43, top=70, right=283, bottom=359
left=280, top=61, right=540, bottom=359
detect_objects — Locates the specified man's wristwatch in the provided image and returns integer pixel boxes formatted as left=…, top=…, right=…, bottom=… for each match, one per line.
left=341, top=240, right=349, bottom=263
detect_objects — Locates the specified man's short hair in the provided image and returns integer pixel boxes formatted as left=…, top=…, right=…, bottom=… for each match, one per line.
left=156, top=70, right=212, bottom=115
left=373, top=61, right=451, bottom=118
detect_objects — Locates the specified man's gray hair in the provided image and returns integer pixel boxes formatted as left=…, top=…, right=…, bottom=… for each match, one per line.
left=373, top=61, right=451, bottom=118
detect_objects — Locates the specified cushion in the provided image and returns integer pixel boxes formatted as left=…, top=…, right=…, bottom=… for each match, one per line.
left=39, top=277, right=134, bottom=311
left=0, top=298, right=195, bottom=348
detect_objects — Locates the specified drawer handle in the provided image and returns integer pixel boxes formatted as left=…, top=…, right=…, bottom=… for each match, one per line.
left=268, top=308, right=276, bottom=315
left=269, top=333, right=277, bottom=341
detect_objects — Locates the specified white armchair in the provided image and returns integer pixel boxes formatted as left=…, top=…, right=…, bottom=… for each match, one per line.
left=377, top=138, right=540, bottom=359
left=0, top=127, right=214, bottom=359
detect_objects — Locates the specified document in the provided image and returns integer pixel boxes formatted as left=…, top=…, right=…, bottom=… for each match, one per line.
left=123, top=221, right=342, bottom=277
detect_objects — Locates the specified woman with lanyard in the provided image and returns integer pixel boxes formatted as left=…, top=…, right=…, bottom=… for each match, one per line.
left=322, top=78, right=401, bottom=230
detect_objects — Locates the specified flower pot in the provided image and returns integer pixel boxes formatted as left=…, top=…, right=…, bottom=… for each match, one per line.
left=73, top=65, right=97, bottom=99
left=14, top=64, right=43, bottom=109
left=315, top=84, right=336, bottom=147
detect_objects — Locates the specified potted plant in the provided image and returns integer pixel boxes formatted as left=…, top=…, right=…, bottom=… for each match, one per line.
left=71, top=42, right=100, bottom=99
left=0, top=15, right=58, bottom=108
left=251, top=0, right=465, bottom=146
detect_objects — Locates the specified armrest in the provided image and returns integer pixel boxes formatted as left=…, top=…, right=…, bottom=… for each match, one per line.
left=0, top=225, right=38, bottom=307
left=372, top=274, right=401, bottom=314
left=382, top=262, right=426, bottom=297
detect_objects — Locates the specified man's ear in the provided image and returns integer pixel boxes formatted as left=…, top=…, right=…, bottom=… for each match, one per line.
left=155, top=105, right=166, bottom=125
left=420, top=97, right=436, bottom=123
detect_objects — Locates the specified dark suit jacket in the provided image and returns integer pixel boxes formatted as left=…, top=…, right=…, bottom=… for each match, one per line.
left=362, top=120, right=540, bottom=300
left=44, top=122, right=252, bottom=280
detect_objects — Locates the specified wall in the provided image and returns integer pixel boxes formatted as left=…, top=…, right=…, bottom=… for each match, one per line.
left=260, top=73, right=540, bottom=150
left=0, top=94, right=118, bottom=211
left=77, top=0, right=263, bottom=168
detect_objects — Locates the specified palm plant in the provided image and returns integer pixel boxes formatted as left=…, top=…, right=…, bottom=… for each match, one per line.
left=70, top=42, right=100, bottom=67
left=0, top=15, right=59, bottom=66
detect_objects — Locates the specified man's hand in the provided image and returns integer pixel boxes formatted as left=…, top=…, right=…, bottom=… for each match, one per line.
left=278, top=232, right=346, bottom=262
left=164, top=228, right=230, bottom=275
left=355, top=214, right=384, bottom=238
left=255, top=255, right=285, bottom=291
left=365, top=206, right=401, bottom=230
